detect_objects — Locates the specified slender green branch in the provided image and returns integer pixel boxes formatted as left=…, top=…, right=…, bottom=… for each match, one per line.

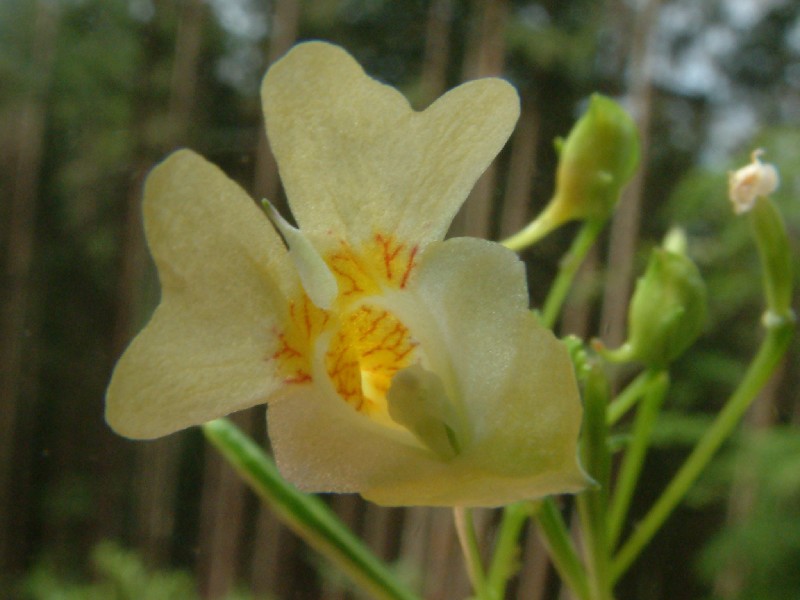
left=611, top=322, right=793, bottom=582
left=485, top=502, right=536, bottom=599
left=748, top=196, right=793, bottom=319
left=453, top=507, right=489, bottom=598
left=534, top=499, right=591, bottom=600
left=607, top=370, right=669, bottom=550
left=575, top=360, right=613, bottom=600
left=541, top=219, right=606, bottom=329
left=203, top=419, right=419, bottom=600
left=501, top=209, right=561, bottom=252
left=606, top=369, right=660, bottom=426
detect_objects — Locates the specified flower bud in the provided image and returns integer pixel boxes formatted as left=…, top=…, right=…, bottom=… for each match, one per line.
left=728, top=149, right=779, bottom=215
left=502, top=95, right=639, bottom=251
left=547, top=94, right=640, bottom=223
left=599, top=230, right=707, bottom=367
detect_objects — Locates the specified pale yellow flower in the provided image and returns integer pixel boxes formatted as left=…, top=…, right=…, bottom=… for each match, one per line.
left=106, top=42, right=587, bottom=507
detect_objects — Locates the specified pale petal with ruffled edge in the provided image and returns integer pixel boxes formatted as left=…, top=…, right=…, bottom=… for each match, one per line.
left=388, top=238, right=586, bottom=483
left=267, top=238, right=587, bottom=507
left=261, top=41, right=520, bottom=249
left=106, top=150, right=296, bottom=439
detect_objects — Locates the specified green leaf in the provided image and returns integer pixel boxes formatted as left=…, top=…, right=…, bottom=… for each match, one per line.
left=202, top=419, right=419, bottom=600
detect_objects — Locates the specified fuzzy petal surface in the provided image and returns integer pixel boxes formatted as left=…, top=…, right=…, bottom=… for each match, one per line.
left=267, top=239, right=587, bottom=506
left=261, top=41, right=519, bottom=249
left=106, top=150, right=295, bottom=439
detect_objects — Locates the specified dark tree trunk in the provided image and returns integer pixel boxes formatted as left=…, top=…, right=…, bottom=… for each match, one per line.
left=451, top=0, right=509, bottom=239
left=0, top=0, right=59, bottom=575
left=133, top=0, right=207, bottom=567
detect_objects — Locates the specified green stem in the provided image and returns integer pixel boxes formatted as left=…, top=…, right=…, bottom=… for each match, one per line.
left=748, top=196, right=793, bottom=319
left=575, top=360, right=613, bottom=600
left=541, top=219, right=606, bottom=329
left=202, top=419, right=419, bottom=600
left=453, top=507, right=489, bottom=598
left=534, top=498, right=591, bottom=600
left=607, top=370, right=669, bottom=550
left=500, top=200, right=564, bottom=252
left=485, top=502, right=536, bottom=599
left=501, top=207, right=561, bottom=252
left=606, top=369, right=660, bottom=426
left=611, top=321, right=793, bottom=582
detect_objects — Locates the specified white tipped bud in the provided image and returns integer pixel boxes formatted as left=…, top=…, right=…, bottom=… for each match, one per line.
left=728, top=149, right=779, bottom=214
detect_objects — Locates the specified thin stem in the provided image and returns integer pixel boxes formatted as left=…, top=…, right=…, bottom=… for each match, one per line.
left=575, top=360, right=613, bottom=600
left=534, top=498, right=591, bottom=600
left=501, top=208, right=560, bottom=252
left=203, top=419, right=420, bottom=600
left=453, top=507, right=489, bottom=598
left=541, top=219, right=606, bottom=329
left=500, top=199, right=564, bottom=252
left=607, top=370, right=669, bottom=550
left=748, top=196, right=793, bottom=319
left=485, top=502, right=536, bottom=599
left=611, top=322, right=793, bottom=582
left=606, top=369, right=660, bottom=426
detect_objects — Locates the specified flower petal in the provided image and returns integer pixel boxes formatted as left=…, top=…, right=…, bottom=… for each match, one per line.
left=374, top=238, right=588, bottom=499
left=267, top=238, right=587, bottom=506
left=261, top=41, right=519, bottom=249
left=106, top=150, right=295, bottom=439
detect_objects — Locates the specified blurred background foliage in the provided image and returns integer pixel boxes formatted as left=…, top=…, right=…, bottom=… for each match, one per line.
left=1, top=0, right=798, bottom=599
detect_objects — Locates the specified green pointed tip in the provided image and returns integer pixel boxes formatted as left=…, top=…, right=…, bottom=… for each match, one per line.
left=622, top=234, right=707, bottom=367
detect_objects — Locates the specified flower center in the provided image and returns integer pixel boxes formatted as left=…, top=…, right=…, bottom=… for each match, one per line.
left=324, top=304, right=418, bottom=427
left=269, top=236, right=464, bottom=457
left=271, top=233, right=422, bottom=427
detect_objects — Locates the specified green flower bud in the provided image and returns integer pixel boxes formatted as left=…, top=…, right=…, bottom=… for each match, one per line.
left=503, top=95, right=640, bottom=251
left=600, top=230, right=707, bottom=367
left=548, top=94, right=640, bottom=223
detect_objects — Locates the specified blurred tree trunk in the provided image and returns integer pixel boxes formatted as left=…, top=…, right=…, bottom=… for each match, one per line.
left=397, top=507, right=475, bottom=600
left=599, top=0, right=661, bottom=352
left=99, top=32, right=158, bottom=548
left=252, top=0, right=300, bottom=206
left=418, top=0, right=454, bottom=106
left=98, top=0, right=205, bottom=559
left=451, top=0, right=509, bottom=238
left=246, top=1, right=302, bottom=597
left=196, top=411, right=255, bottom=599
left=319, top=495, right=363, bottom=600
left=713, top=365, right=784, bottom=599
left=362, top=503, right=402, bottom=562
left=0, top=0, right=58, bottom=575
left=516, top=522, right=551, bottom=600
left=133, top=0, right=207, bottom=567
left=249, top=484, right=299, bottom=598
left=397, top=507, right=435, bottom=597
left=499, top=93, right=540, bottom=238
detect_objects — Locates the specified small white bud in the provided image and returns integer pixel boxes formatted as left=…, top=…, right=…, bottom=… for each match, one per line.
left=728, top=149, right=779, bottom=215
